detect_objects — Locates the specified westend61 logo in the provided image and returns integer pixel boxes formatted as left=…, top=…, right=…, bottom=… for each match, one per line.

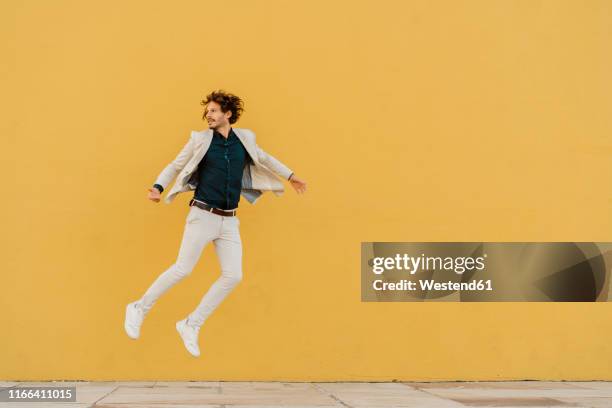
left=361, top=242, right=612, bottom=302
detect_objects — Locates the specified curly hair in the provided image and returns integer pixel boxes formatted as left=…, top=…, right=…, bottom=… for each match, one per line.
left=200, top=90, right=244, bottom=125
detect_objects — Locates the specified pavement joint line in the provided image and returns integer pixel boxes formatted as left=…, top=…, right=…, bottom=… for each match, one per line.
left=91, top=384, right=120, bottom=407
left=400, top=382, right=467, bottom=404
left=311, top=383, right=354, bottom=408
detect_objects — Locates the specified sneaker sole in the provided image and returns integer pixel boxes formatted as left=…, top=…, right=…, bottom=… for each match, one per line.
left=125, top=303, right=140, bottom=340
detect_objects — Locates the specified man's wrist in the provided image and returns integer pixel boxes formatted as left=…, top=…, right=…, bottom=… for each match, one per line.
left=153, top=183, right=164, bottom=193
left=288, top=172, right=294, bottom=181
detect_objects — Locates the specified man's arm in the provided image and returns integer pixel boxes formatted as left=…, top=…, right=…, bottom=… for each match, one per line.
left=152, top=132, right=195, bottom=192
left=252, top=133, right=293, bottom=180
left=250, top=131, right=307, bottom=194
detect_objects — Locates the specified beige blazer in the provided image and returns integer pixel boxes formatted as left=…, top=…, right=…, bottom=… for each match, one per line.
left=154, top=128, right=293, bottom=205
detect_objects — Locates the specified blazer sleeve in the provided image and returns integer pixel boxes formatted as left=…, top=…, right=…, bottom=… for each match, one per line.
left=252, top=132, right=294, bottom=180
left=153, top=131, right=195, bottom=191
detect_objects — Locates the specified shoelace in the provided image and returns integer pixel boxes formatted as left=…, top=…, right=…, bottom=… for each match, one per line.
left=133, top=305, right=144, bottom=318
left=185, top=318, right=200, bottom=332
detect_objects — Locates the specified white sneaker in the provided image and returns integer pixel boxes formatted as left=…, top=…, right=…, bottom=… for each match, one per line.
left=124, top=300, right=145, bottom=339
left=176, top=318, right=201, bottom=357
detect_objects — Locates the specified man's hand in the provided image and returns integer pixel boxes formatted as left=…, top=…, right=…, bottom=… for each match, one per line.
left=147, top=187, right=161, bottom=203
left=288, top=174, right=307, bottom=194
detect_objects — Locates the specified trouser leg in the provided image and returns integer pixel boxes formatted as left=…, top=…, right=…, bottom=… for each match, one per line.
left=187, top=214, right=242, bottom=328
left=138, top=207, right=219, bottom=316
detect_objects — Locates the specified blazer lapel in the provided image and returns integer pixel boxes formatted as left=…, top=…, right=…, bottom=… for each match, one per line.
left=233, top=128, right=259, bottom=165
left=191, top=129, right=213, bottom=166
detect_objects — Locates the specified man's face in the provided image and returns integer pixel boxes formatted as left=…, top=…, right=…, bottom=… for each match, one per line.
left=205, top=101, right=232, bottom=129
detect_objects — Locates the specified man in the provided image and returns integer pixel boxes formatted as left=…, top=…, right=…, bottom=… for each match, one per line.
left=124, top=90, right=307, bottom=357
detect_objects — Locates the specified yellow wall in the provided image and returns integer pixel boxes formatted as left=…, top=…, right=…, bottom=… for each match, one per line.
left=2, top=0, right=612, bottom=380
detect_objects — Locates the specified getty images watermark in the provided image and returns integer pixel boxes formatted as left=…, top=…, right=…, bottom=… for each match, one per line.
left=370, top=252, right=490, bottom=292
left=361, top=242, right=612, bottom=302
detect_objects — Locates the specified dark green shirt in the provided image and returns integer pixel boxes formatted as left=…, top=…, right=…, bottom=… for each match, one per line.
left=192, top=128, right=248, bottom=209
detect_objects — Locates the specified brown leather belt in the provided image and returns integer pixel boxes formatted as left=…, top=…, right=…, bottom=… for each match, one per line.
left=189, top=198, right=237, bottom=217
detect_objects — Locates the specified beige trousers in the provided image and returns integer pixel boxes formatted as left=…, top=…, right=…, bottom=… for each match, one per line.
left=137, top=204, right=242, bottom=328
